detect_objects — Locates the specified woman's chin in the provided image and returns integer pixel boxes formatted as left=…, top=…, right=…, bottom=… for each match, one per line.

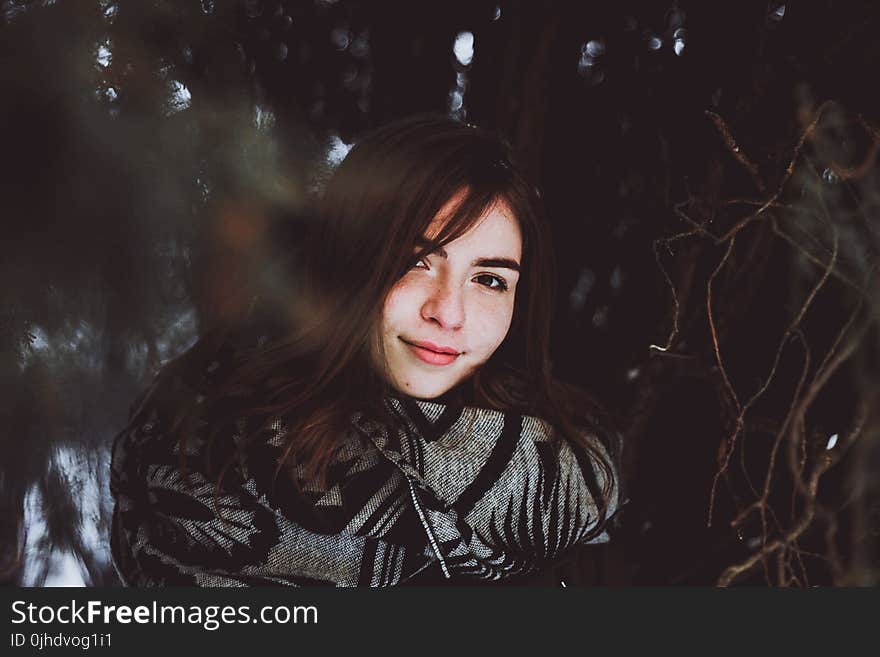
left=404, top=386, right=455, bottom=401
left=390, top=376, right=461, bottom=401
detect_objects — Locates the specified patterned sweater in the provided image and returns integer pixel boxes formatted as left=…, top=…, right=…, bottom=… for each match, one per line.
left=110, top=369, right=619, bottom=586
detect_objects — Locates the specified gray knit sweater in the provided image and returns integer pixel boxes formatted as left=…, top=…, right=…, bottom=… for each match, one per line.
left=110, top=379, right=619, bottom=586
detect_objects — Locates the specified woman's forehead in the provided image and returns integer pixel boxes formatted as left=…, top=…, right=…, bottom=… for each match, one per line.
left=424, top=191, right=518, bottom=241
left=423, top=200, right=522, bottom=259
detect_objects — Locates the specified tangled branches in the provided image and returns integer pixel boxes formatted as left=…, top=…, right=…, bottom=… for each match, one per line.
left=650, top=101, right=880, bottom=586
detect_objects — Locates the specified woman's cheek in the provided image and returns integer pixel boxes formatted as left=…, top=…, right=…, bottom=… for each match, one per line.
left=383, top=278, right=421, bottom=327
left=472, top=294, right=515, bottom=354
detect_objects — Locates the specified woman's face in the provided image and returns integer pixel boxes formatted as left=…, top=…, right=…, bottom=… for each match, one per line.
left=378, top=194, right=522, bottom=399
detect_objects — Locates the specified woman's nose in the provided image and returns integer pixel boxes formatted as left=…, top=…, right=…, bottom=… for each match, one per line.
left=420, top=278, right=465, bottom=330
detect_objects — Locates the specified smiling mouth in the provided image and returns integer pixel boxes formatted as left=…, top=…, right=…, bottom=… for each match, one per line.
left=400, top=338, right=461, bottom=366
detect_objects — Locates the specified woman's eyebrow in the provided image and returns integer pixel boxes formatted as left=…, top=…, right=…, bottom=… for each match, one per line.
left=414, top=240, right=520, bottom=270
left=473, top=257, right=520, bottom=271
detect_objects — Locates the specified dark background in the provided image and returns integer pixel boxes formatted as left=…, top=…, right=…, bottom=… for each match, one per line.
left=2, top=0, right=878, bottom=586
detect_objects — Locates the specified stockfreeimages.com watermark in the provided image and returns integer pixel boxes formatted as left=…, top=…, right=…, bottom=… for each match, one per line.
left=10, top=599, right=318, bottom=632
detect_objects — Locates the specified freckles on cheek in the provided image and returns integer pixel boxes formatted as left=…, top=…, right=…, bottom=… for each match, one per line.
left=484, top=300, right=516, bottom=345
left=380, top=290, right=402, bottom=335
left=383, top=282, right=415, bottom=327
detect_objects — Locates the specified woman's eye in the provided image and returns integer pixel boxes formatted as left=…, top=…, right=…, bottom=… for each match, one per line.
left=412, top=257, right=430, bottom=270
left=473, top=273, right=508, bottom=291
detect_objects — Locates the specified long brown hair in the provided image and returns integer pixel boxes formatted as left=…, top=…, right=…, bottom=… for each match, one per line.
left=142, top=114, right=619, bottom=524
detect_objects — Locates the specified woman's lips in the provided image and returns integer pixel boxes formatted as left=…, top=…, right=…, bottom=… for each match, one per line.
left=401, top=339, right=461, bottom=366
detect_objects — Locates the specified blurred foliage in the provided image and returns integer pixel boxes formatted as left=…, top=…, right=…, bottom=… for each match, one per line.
left=1, top=0, right=878, bottom=585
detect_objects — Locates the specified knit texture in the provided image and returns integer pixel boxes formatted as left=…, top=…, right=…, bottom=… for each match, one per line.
left=110, top=384, right=618, bottom=586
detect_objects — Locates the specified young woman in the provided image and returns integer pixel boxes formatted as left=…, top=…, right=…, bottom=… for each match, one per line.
left=110, top=114, right=622, bottom=586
